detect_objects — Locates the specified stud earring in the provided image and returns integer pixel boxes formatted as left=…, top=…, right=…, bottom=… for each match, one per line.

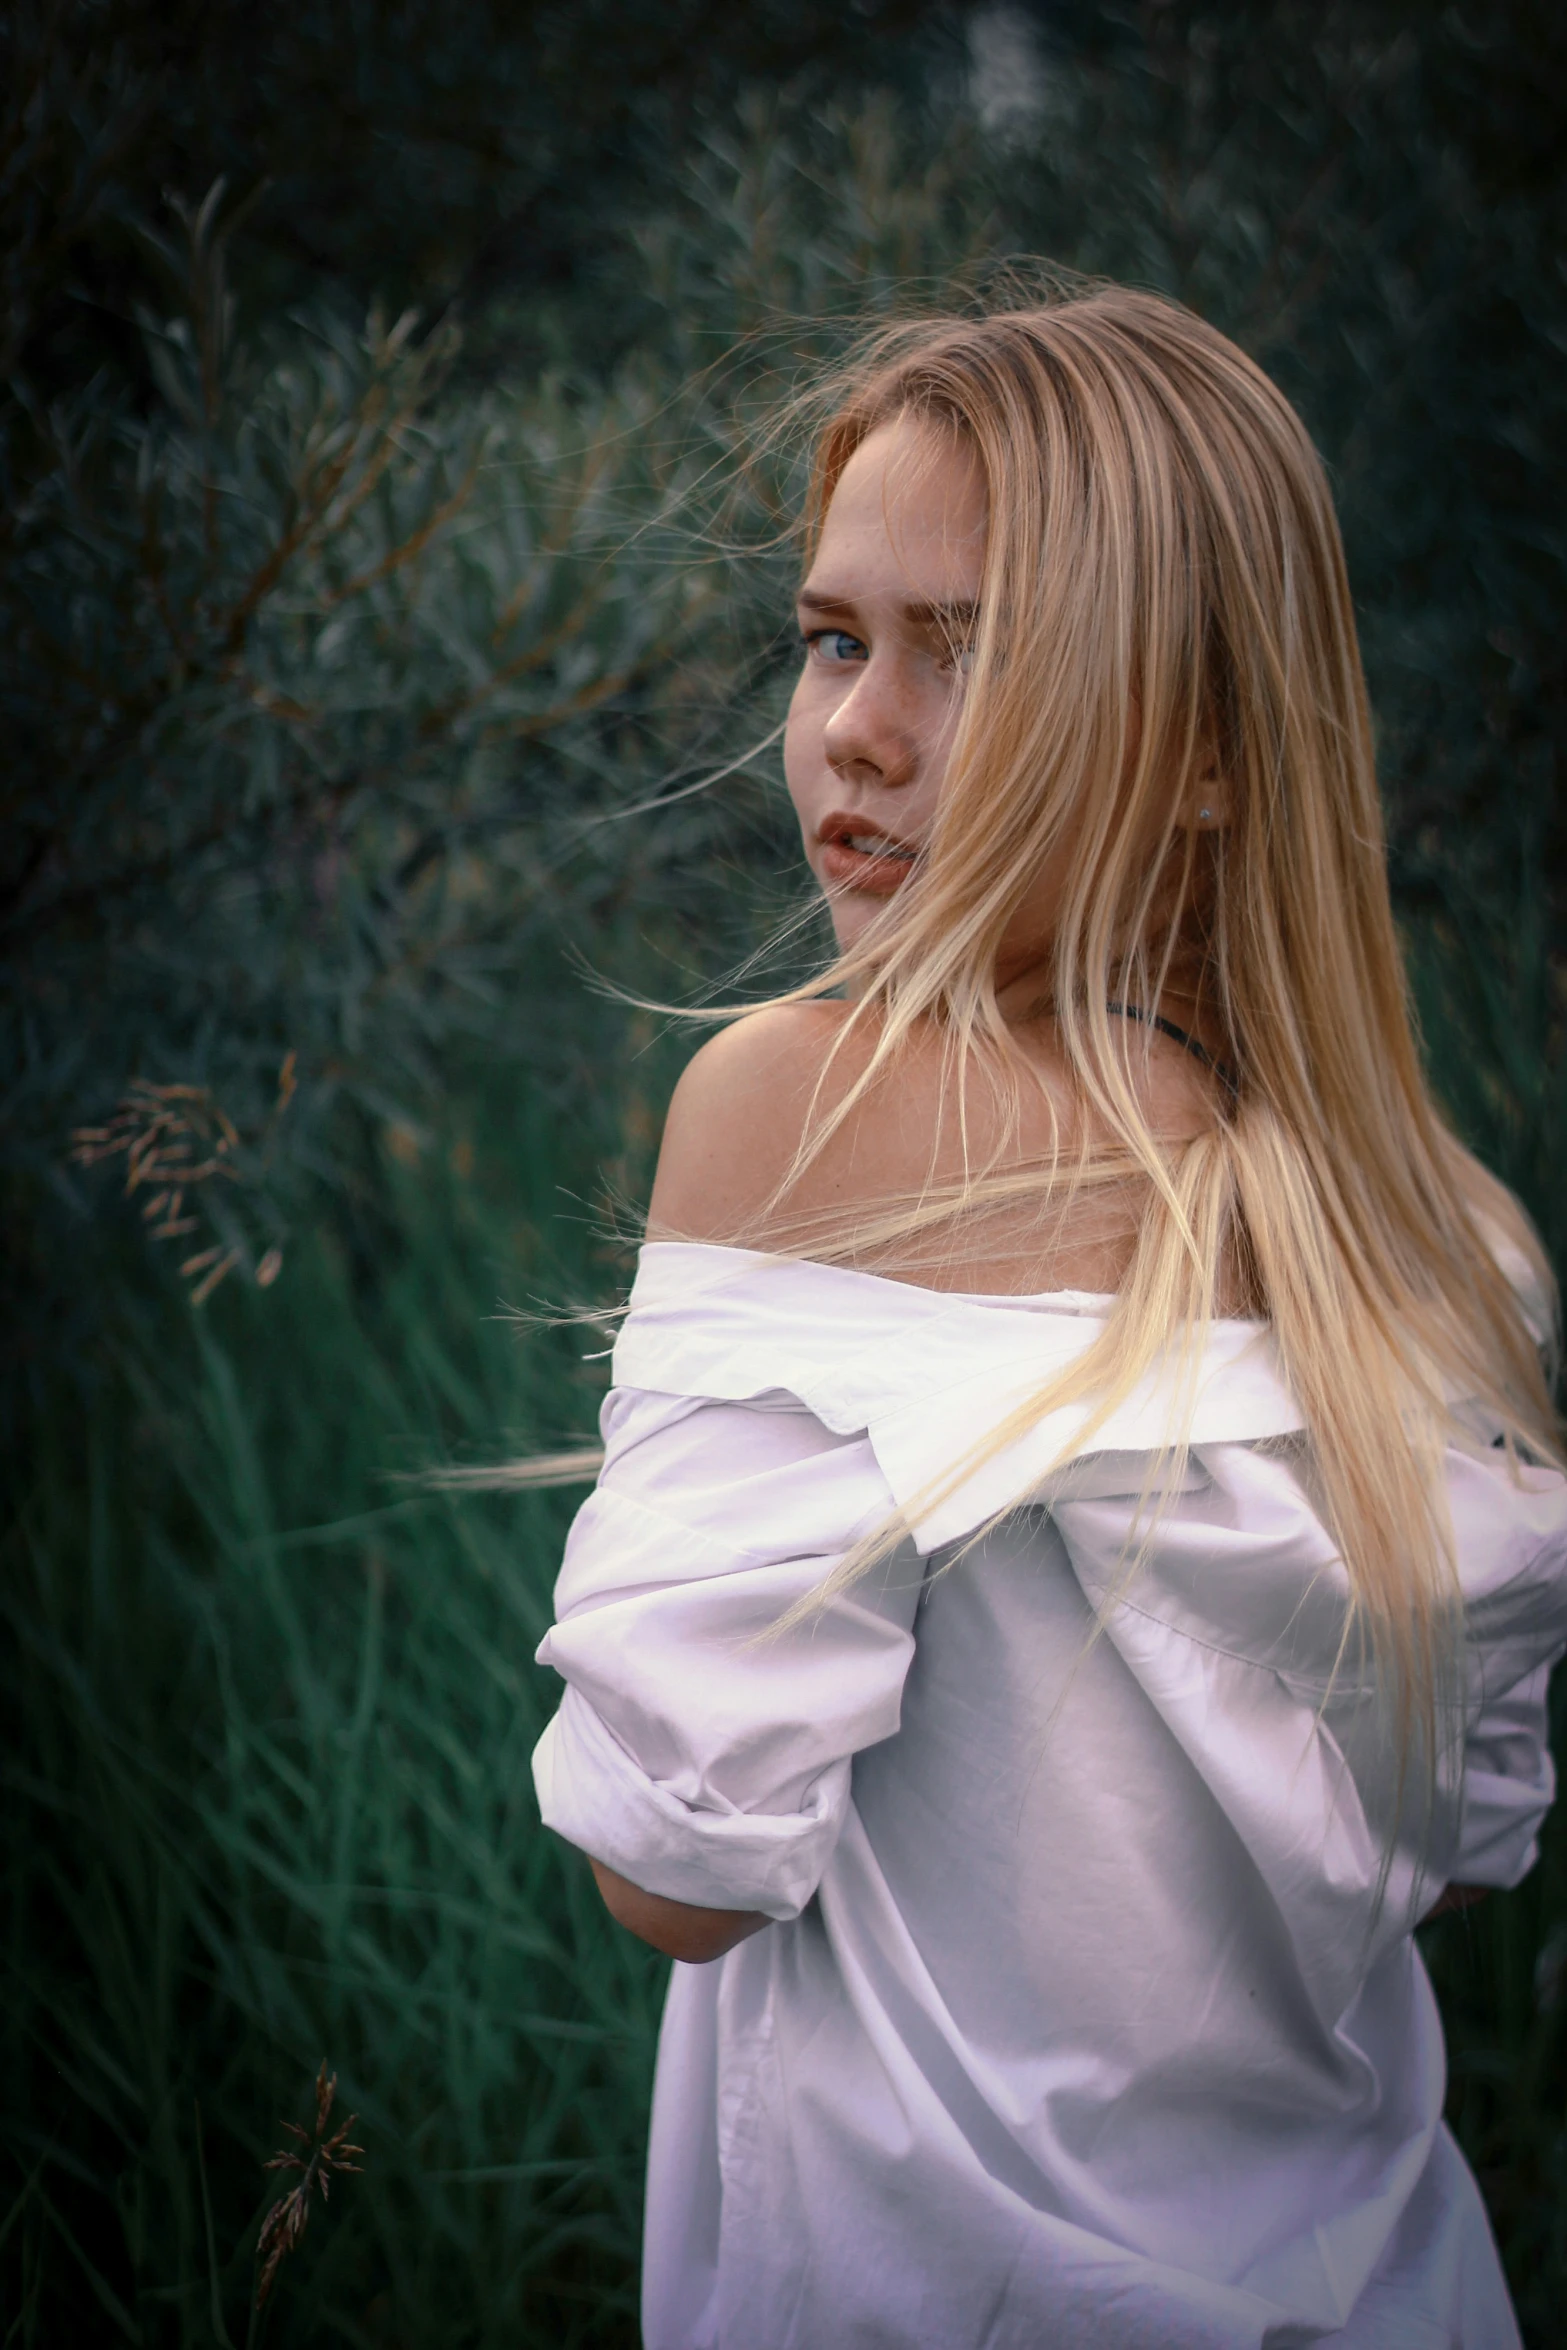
left=1198, top=806, right=1212, bottom=822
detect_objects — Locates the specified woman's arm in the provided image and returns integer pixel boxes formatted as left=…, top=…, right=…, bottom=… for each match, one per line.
left=591, top=1859, right=1487, bottom=1960
left=589, top=1858, right=768, bottom=1963
left=536, top=1013, right=922, bottom=1949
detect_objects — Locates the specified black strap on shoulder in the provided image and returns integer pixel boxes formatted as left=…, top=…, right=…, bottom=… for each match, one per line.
left=1104, top=1001, right=1240, bottom=1098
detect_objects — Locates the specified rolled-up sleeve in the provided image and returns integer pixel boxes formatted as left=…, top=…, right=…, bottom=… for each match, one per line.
left=532, top=1385, right=923, bottom=1919
left=1445, top=1449, right=1567, bottom=1892
left=1452, top=1659, right=1558, bottom=1888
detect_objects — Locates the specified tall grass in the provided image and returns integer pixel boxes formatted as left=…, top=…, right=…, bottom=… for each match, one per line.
left=2, top=1069, right=666, bottom=2346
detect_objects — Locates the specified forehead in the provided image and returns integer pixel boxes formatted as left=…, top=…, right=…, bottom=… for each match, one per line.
left=807, top=416, right=987, bottom=596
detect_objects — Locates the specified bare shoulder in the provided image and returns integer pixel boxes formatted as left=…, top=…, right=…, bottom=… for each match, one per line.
left=647, top=1002, right=864, bottom=1245
left=642, top=998, right=1228, bottom=1288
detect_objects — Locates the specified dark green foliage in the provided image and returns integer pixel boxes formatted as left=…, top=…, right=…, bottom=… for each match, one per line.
left=1423, top=1757, right=1567, bottom=2346
left=982, top=2, right=1567, bottom=908
left=4, top=195, right=704, bottom=1283
left=0, top=0, right=971, bottom=396
left=5, top=3, right=1566, bottom=2341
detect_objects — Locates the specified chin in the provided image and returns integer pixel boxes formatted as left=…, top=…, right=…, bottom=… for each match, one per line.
left=824, top=895, right=882, bottom=955
left=809, top=854, right=913, bottom=955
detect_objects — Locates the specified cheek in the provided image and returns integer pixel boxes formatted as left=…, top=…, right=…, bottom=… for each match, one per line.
left=925, top=676, right=969, bottom=771
left=996, top=838, right=1075, bottom=961
left=782, top=675, right=822, bottom=832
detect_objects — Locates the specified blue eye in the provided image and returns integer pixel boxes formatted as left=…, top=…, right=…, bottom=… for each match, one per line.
left=804, top=628, right=868, bottom=665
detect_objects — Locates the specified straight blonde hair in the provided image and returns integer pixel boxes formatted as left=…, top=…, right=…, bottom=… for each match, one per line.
left=712, top=286, right=1558, bottom=1775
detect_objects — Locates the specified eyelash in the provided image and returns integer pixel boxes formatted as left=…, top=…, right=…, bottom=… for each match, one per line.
left=802, top=628, right=867, bottom=664
left=799, top=627, right=973, bottom=674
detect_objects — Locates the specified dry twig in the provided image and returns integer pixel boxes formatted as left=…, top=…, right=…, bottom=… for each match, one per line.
left=255, top=2061, right=365, bottom=2311
left=70, top=1053, right=295, bottom=1297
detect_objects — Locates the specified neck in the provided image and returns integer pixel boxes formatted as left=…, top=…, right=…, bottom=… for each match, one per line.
left=993, top=947, right=1229, bottom=1070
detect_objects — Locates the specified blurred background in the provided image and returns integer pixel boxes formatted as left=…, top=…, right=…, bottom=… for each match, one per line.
left=3, top=2, right=1564, bottom=2340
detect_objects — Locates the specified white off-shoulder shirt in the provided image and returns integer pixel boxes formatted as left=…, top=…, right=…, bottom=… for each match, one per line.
left=532, top=1243, right=1567, bottom=2349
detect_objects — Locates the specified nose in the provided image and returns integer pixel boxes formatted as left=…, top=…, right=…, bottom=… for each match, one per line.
left=821, top=659, right=919, bottom=791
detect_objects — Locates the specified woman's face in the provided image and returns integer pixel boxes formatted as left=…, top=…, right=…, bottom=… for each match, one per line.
left=784, top=416, right=987, bottom=954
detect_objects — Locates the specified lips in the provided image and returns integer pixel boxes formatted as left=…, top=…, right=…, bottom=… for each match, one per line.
left=816, top=810, right=922, bottom=897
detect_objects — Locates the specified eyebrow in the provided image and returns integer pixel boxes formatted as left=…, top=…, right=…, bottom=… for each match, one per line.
left=796, top=588, right=979, bottom=630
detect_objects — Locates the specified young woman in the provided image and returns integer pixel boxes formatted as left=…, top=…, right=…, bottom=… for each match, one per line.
left=531, top=289, right=1567, bottom=2348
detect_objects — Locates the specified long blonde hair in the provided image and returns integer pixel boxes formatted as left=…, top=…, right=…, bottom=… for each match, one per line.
left=716, top=285, right=1557, bottom=1769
